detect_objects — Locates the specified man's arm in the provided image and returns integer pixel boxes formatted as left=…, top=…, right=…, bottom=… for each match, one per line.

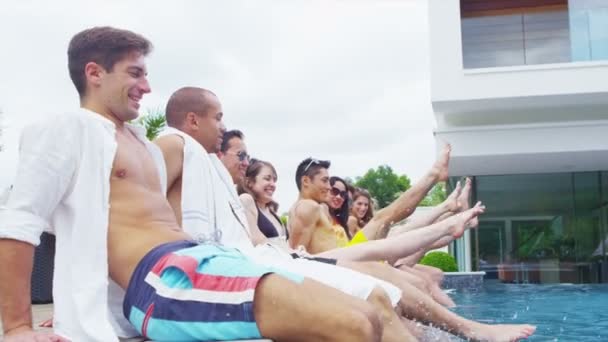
left=288, top=200, right=321, bottom=251
left=0, top=118, right=76, bottom=341
left=154, top=135, right=185, bottom=226
left=239, top=193, right=270, bottom=246
left=154, top=135, right=185, bottom=195
left=360, top=144, right=451, bottom=240
left=0, top=240, right=34, bottom=335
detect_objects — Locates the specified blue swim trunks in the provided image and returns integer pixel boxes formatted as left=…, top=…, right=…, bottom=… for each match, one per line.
left=123, top=241, right=303, bottom=341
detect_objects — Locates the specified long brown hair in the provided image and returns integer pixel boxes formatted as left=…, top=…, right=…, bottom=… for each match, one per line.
left=351, top=188, right=374, bottom=227
left=238, top=159, right=279, bottom=213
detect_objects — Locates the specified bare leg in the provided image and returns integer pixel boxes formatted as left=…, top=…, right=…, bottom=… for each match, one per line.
left=400, top=265, right=455, bottom=308
left=255, top=275, right=417, bottom=342
left=366, top=287, right=419, bottom=342
left=254, top=275, right=382, bottom=342
left=359, top=144, right=452, bottom=240
left=341, top=260, right=454, bottom=308
left=388, top=180, right=462, bottom=237
left=434, top=177, right=473, bottom=226
left=413, top=264, right=444, bottom=285
left=335, top=261, right=535, bottom=341
left=397, top=281, right=536, bottom=342
left=319, top=204, right=485, bottom=263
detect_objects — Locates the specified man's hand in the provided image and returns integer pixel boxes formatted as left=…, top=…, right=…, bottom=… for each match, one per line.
left=4, top=327, right=69, bottom=342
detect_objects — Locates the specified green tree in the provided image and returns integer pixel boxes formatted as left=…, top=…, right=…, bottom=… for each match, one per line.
left=355, top=165, right=411, bottom=208
left=136, top=107, right=166, bottom=140
left=419, top=182, right=447, bottom=207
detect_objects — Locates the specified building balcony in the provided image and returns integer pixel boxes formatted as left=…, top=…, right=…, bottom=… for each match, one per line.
left=429, top=0, right=608, bottom=125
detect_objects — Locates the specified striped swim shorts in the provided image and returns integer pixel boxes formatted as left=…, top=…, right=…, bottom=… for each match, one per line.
left=123, top=240, right=303, bottom=341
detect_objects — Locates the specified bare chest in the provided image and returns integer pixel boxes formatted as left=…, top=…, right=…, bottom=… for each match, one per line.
left=111, top=131, right=161, bottom=191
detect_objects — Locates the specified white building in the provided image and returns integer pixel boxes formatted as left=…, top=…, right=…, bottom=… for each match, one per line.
left=428, top=0, right=608, bottom=283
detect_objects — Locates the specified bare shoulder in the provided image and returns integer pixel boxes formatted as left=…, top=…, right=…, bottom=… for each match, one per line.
left=154, top=134, right=184, bottom=154
left=293, top=199, right=322, bottom=218
left=347, top=215, right=358, bottom=225
left=239, top=193, right=256, bottom=207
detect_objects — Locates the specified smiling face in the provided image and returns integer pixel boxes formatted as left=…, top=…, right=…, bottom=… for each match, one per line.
left=90, top=52, right=151, bottom=122
left=249, top=165, right=277, bottom=205
left=328, top=180, right=347, bottom=210
left=221, top=137, right=250, bottom=184
left=303, top=167, right=331, bottom=203
left=352, top=194, right=370, bottom=219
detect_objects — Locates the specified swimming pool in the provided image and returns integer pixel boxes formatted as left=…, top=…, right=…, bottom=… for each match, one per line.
left=449, top=282, right=608, bottom=341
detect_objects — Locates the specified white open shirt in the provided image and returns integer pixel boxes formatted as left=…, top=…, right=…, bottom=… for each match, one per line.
left=0, top=108, right=167, bottom=341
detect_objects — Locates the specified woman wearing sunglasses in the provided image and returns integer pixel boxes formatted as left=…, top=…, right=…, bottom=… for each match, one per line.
left=326, top=176, right=352, bottom=242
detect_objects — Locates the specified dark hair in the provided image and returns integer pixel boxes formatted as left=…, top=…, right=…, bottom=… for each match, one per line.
left=221, top=130, right=244, bottom=153
left=165, top=87, right=216, bottom=127
left=352, top=188, right=374, bottom=227
left=330, top=176, right=351, bottom=239
left=239, top=159, right=279, bottom=212
left=295, top=158, right=331, bottom=191
left=68, top=26, right=152, bottom=98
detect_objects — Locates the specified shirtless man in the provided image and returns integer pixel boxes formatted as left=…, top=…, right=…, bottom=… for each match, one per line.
left=0, top=27, right=387, bottom=342
left=288, top=157, right=537, bottom=341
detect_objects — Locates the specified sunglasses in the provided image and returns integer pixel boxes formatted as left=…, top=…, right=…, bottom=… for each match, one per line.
left=303, top=158, right=321, bottom=173
left=230, top=150, right=250, bottom=162
left=330, top=187, right=348, bottom=199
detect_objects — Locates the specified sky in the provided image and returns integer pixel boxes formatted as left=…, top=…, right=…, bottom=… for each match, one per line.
left=0, top=0, right=438, bottom=211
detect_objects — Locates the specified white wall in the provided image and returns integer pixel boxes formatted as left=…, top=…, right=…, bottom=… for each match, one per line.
left=428, top=0, right=608, bottom=126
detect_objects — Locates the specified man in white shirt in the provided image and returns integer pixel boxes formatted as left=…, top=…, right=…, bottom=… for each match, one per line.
left=0, top=27, right=388, bottom=342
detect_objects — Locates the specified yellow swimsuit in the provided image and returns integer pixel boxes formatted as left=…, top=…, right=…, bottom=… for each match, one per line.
left=331, top=223, right=350, bottom=248
left=347, top=230, right=369, bottom=246
left=330, top=219, right=368, bottom=247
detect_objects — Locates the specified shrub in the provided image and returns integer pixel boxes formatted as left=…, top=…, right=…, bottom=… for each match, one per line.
left=419, top=251, right=458, bottom=272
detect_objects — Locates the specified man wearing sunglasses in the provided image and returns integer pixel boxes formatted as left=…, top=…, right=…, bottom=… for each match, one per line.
left=218, top=129, right=251, bottom=185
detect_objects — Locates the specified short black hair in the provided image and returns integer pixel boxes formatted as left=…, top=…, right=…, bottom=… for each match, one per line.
left=221, top=130, right=244, bottom=153
left=295, top=158, right=331, bottom=190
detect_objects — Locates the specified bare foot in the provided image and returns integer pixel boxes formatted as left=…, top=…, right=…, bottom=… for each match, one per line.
left=457, top=177, right=472, bottom=211
left=467, top=322, right=537, bottom=342
left=458, top=178, right=479, bottom=227
left=442, top=181, right=462, bottom=212
left=432, top=144, right=451, bottom=182
left=449, top=202, right=485, bottom=238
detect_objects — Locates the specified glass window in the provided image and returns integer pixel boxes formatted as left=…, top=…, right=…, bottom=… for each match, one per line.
left=459, top=0, right=608, bottom=68
left=466, top=171, right=608, bottom=283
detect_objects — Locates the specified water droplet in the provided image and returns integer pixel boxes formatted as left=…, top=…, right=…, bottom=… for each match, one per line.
left=563, top=315, right=567, bottom=321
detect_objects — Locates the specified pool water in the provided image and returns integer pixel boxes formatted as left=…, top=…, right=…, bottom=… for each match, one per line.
left=448, top=282, right=608, bottom=341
